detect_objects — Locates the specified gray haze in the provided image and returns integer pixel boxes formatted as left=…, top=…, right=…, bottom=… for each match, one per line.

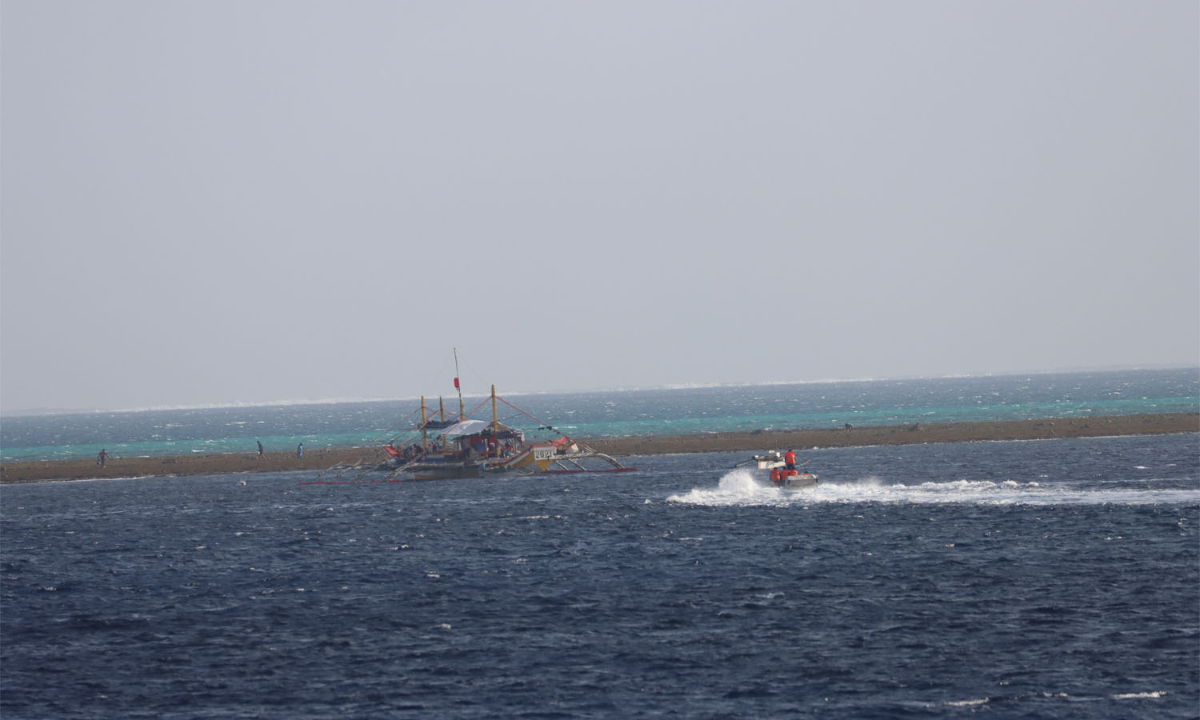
left=2, top=1, right=1197, bottom=412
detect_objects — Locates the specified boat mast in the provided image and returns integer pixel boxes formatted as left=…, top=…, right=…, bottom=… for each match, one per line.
left=420, top=396, right=428, bottom=450
left=491, top=385, right=499, bottom=457
left=453, top=347, right=465, bottom=421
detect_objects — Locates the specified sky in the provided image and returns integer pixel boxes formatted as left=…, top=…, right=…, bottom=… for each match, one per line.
left=2, top=1, right=1197, bottom=412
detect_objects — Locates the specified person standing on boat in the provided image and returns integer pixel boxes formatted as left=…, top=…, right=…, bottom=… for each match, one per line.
left=784, top=450, right=796, bottom=470
left=770, top=467, right=783, bottom=485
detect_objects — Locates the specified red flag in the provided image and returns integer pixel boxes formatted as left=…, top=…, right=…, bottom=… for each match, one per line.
left=453, top=377, right=460, bottom=389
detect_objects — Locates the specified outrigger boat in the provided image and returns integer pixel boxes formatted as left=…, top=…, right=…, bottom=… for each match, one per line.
left=307, top=352, right=636, bottom=486
left=734, top=450, right=819, bottom=490
left=379, top=382, right=634, bottom=482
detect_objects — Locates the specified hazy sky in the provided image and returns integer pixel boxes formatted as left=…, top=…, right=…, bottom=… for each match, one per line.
left=2, top=1, right=1197, bottom=412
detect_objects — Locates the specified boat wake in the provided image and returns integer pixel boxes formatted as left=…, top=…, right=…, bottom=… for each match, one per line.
left=666, top=469, right=1200, bottom=507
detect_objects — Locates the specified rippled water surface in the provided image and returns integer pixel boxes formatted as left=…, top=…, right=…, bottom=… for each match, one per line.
left=3, top=434, right=1198, bottom=718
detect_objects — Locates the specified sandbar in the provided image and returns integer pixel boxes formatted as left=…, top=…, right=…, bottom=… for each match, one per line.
left=1, top=413, right=1195, bottom=484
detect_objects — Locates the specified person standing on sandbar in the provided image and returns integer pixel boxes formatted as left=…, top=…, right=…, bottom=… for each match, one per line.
left=257, top=440, right=264, bottom=459
left=97, top=449, right=109, bottom=467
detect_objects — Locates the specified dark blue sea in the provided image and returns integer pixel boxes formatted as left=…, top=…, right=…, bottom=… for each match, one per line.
left=3, top=431, right=1198, bottom=718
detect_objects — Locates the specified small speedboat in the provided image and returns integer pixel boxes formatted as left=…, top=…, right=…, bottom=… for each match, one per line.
left=736, top=451, right=819, bottom=490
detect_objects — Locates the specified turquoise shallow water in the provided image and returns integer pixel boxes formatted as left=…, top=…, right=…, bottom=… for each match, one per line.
left=2, top=368, right=1197, bottom=462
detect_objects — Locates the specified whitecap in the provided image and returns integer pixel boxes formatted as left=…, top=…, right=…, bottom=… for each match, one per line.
left=667, top=471, right=1200, bottom=507
left=667, top=469, right=784, bottom=506
left=944, top=698, right=989, bottom=707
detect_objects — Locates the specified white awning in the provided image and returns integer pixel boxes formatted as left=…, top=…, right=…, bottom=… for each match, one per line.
left=441, top=419, right=490, bottom=437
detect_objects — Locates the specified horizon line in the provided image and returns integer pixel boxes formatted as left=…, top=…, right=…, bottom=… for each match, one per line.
left=2, top=364, right=1196, bottom=417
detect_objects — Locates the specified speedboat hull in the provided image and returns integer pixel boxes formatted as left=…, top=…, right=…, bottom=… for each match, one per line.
left=778, top=472, right=818, bottom=490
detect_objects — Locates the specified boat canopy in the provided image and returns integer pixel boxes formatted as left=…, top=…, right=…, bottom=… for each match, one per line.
left=441, top=419, right=490, bottom=437
left=440, top=419, right=522, bottom=438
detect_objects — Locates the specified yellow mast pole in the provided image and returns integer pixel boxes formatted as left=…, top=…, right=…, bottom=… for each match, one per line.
left=491, top=385, right=499, bottom=457
left=421, top=396, right=428, bottom=450
left=439, top=396, right=446, bottom=424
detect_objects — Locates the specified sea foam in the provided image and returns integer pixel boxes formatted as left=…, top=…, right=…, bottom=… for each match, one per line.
left=668, top=470, right=1200, bottom=507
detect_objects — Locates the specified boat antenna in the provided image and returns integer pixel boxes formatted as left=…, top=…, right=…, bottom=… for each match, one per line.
left=453, top=347, right=465, bottom=420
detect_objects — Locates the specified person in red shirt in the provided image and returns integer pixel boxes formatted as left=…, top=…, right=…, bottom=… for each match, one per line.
left=784, top=450, right=796, bottom=470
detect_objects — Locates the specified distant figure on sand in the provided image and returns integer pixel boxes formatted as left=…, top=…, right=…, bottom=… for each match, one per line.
left=97, top=449, right=109, bottom=467
left=297, top=443, right=304, bottom=459
left=257, top=440, right=264, bottom=458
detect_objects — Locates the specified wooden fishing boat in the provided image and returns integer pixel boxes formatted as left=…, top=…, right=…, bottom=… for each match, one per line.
left=380, top=368, right=633, bottom=481
left=312, top=351, right=635, bottom=484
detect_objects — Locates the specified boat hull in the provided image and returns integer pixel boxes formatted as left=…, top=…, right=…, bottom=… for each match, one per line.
left=405, top=462, right=481, bottom=481
left=770, top=472, right=818, bottom=490
left=780, top=473, right=818, bottom=490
